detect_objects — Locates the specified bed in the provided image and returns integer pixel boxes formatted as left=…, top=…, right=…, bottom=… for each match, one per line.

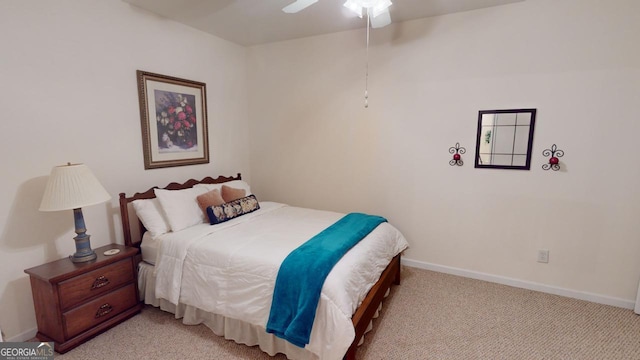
left=118, top=174, right=408, bottom=360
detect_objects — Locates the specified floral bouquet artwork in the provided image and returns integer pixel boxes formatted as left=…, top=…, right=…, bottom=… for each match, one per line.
left=154, top=90, right=198, bottom=153
left=137, top=70, right=209, bottom=169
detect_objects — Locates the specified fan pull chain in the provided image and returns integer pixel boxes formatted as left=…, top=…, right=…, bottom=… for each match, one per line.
left=364, top=11, right=370, bottom=108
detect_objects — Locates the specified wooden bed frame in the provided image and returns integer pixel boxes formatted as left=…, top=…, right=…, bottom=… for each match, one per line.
left=118, top=173, right=401, bottom=360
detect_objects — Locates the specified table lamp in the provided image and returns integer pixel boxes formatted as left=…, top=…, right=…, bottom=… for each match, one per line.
left=39, top=163, right=111, bottom=263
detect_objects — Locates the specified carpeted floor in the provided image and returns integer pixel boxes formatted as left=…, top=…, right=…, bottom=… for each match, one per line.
left=52, top=266, right=640, bottom=359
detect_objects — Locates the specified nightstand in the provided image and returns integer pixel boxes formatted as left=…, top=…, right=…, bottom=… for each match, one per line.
left=24, top=244, right=142, bottom=353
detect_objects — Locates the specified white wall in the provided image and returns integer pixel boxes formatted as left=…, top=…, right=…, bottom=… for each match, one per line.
left=248, top=0, right=640, bottom=305
left=0, top=0, right=249, bottom=340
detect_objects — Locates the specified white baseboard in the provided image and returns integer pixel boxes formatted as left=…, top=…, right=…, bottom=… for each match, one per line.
left=5, top=327, right=37, bottom=342
left=401, top=258, right=635, bottom=310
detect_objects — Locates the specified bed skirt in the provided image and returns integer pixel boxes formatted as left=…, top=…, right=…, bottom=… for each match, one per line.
left=138, top=261, right=390, bottom=360
left=138, top=261, right=384, bottom=359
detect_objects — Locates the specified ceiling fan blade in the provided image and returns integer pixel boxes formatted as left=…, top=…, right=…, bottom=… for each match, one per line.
left=370, top=8, right=391, bottom=28
left=282, top=0, right=319, bottom=13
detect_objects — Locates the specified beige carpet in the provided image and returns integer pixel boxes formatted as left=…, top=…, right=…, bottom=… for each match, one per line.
left=53, top=266, right=640, bottom=359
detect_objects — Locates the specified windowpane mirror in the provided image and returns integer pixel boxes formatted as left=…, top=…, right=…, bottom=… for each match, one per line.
left=474, top=108, right=536, bottom=170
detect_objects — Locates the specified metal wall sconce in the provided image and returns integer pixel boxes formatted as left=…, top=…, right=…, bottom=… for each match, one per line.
left=449, top=142, right=466, bottom=166
left=542, top=144, right=564, bottom=171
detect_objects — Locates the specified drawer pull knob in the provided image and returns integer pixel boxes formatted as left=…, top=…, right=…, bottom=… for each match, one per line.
left=91, top=276, right=110, bottom=290
left=95, top=303, right=113, bottom=318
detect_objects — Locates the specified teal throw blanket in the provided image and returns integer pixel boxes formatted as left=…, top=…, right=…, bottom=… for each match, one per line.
left=266, top=212, right=387, bottom=347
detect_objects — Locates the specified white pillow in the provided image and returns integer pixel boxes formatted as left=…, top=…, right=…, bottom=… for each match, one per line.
left=132, top=198, right=170, bottom=238
left=154, top=187, right=208, bottom=232
left=195, top=180, right=252, bottom=195
left=194, top=182, right=224, bottom=192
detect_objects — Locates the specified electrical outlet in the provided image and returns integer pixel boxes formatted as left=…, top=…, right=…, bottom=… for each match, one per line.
left=537, top=249, right=549, bottom=263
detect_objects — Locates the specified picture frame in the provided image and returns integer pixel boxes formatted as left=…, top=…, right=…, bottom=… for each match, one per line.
left=136, top=70, right=209, bottom=169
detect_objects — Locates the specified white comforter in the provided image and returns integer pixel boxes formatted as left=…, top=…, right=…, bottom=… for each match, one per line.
left=153, top=202, right=408, bottom=360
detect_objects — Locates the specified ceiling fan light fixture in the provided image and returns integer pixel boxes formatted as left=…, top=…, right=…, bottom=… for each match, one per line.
left=370, top=9, right=391, bottom=28
left=343, top=0, right=392, bottom=18
left=343, top=0, right=364, bottom=18
left=371, top=0, right=392, bottom=18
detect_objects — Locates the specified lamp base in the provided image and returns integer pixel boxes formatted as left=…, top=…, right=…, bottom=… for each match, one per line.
left=70, top=250, right=97, bottom=263
left=71, top=208, right=98, bottom=263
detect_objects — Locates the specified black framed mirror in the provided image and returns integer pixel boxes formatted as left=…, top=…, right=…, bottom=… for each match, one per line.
left=474, top=108, right=536, bottom=170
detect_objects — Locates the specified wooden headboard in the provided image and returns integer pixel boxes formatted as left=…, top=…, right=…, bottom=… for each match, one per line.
left=118, top=173, right=242, bottom=248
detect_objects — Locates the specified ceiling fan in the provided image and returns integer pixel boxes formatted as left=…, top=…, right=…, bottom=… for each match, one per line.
left=282, top=0, right=393, bottom=28
left=282, top=0, right=394, bottom=108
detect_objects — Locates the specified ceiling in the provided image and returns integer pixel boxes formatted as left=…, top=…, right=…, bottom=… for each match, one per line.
left=123, top=0, right=525, bottom=46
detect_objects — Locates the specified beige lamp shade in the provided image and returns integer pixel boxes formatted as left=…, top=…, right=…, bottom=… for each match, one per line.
left=40, top=163, right=111, bottom=211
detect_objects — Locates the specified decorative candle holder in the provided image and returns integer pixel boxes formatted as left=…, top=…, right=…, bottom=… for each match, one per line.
left=449, top=142, right=466, bottom=166
left=542, top=144, right=564, bottom=171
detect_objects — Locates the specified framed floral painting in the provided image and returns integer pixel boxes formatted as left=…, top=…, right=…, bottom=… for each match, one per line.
left=136, top=70, right=209, bottom=169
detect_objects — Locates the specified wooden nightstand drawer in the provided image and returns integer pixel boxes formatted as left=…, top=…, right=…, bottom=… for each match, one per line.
left=63, top=283, right=137, bottom=339
left=58, top=258, right=134, bottom=310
